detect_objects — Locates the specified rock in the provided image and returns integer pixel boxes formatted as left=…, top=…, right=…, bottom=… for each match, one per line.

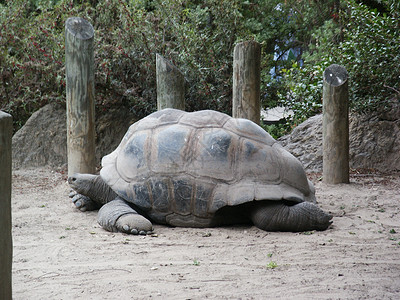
left=12, top=103, right=137, bottom=170
left=349, top=109, right=400, bottom=172
left=94, top=106, right=138, bottom=165
left=278, top=115, right=323, bottom=172
left=279, top=101, right=400, bottom=173
left=12, top=103, right=67, bottom=170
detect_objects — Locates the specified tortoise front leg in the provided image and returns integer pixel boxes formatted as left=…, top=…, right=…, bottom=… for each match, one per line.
left=98, top=198, right=153, bottom=235
left=69, top=190, right=100, bottom=212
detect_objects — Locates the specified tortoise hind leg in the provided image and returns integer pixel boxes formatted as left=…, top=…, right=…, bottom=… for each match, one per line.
left=98, top=199, right=153, bottom=235
left=249, top=201, right=332, bottom=232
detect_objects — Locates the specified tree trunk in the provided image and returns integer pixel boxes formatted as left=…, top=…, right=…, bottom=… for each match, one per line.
left=65, top=17, right=96, bottom=177
left=323, top=64, right=349, bottom=184
left=156, top=54, right=185, bottom=111
left=0, top=111, right=12, bottom=300
left=232, top=41, right=261, bottom=124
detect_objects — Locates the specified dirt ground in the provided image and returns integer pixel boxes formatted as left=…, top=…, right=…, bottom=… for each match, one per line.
left=11, top=168, right=400, bottom=299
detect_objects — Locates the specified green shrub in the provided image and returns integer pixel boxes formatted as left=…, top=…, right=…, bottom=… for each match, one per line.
left=334, top=0, right=400, bottom=112
left=277, top=62, right=326, bottom=127
left=261, top=123, right=288, bottom=140
left=1, top=0, right=398, bottom=136
left=0, top=0, right=90, bottom=130
left=1, top=0, right=248, bottom=131
left=276, top=0, right=400, bottom=129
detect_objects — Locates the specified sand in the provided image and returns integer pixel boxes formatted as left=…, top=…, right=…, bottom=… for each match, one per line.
left=11, top=168, right=400, bottom=299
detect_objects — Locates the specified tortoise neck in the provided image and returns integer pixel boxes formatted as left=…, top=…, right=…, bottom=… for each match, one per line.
left=88, top=175, right=118, bottom=205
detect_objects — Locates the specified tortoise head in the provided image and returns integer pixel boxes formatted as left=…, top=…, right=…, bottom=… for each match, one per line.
left=68, top=173, right=98, bottom=195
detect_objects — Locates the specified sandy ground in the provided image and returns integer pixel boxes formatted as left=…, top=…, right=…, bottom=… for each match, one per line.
left=11, top=168, right=400, bottom=299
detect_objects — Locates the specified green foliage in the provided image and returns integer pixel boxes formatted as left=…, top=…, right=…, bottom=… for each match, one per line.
left=276, top=0, right=400, bottom=127
left=277, top=62, right=325, bottom=127
left=153, top=0, right=245, bottom=113
left=261, top=123, right=288, bottom=140
left=0, top=0, right=91, bottom=129
left=1, top=0, right=247, bottom=131
left=1, top=0, right=398, bottom=135
left=240, top=0, right=339, bottom=108
left=266, top=261, right=278, bottom=269
left=333, top=0, right=400, bottom=112
left=192, top=259, right=200, bottom=266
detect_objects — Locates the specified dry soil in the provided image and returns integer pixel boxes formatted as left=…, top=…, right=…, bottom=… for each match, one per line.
left=11, top=168, right=400, bottom=299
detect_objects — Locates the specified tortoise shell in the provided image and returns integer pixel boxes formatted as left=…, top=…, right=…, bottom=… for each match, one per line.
left=100, top=109, right=315, bottom=225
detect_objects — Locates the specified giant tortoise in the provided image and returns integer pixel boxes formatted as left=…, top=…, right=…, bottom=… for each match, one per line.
left=68, top=109, right=332, bottom=234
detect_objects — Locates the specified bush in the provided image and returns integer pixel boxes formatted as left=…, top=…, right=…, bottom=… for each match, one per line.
left=334, top=0, right=400, bottom=112
left=275, top=19, right=341, bottom=130
left=0, top=0, right=247, bottom=131
left=276, top=0, right=400, bottom=130
left=1, top=0, right=398, bottom=136
left=0, top=0, right=91, bottom=130
left=240, top=0, right=339, bottom=109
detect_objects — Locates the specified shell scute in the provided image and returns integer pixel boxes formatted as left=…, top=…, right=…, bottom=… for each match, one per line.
left=193, top=182, right=214, bottom=217
left=172, top=178, right=193, bottom=216
left=190, top=129, right=236, bottom=182
left=132, top=182, right=152, bottom=210
left=117, top=132, right=147, bottom=180
left=179, top=109, right=229, bottom=128
left=149, top=178, right=170, bottom=213
left=224, top=117, right=275, bottom=145
left=152, top=125, right=190, bottom=174
left=238, top=139, right=281, bottom=182
left=100, top=109, right=315, bottom=221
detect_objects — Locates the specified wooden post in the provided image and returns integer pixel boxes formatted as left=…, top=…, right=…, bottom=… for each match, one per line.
left=65, top=17, right=96, bottom=177
left=323, top=64, right=349, bottom=184
left=0, top=111, right=12, bottom=300
left=156, top=53, right=185, bottom=111
left=232, top=40, right=261, bottom=124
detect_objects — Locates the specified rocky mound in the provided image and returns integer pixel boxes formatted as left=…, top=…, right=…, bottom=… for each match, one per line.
left=279, top=101, right=400, bottom=173
left=12, top=103, right=137, bottom=170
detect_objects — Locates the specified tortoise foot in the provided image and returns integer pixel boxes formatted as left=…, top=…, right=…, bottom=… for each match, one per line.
left=69, top=191, right=99, bottom=212
left=116, top=214, right=153, bottom=235
left=97, top=199, right=153, bottom=234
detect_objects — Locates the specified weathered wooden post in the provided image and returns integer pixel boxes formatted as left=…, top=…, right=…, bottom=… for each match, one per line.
left=65, top=17, right=96, bottom=177
left=156, top=54, right=185, bottom=111
left=323, top=64, right=349, bottom=184
left=0, top=111, right=12, bottom=300
left=232, top=40, right=261, bottom=124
